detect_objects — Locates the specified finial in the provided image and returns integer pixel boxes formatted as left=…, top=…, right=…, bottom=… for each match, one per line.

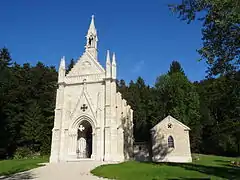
left=87, top=14, right=96, bottom=36
left=60, top=56, right=66, bottom=69
left=91, top=15, right=95, bottom=25
left=106, top=50, right=111, bottom=64
left=112, top=52, right=116, bottom=65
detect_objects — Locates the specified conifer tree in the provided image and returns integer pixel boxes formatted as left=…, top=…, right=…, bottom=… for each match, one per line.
left=168, top=60, right=185, bottom=75
left=155, top=71, right=201, bottom=152
left=21, top=102, right=43, bottom=152
left=66, top=58, right=75, bottom=74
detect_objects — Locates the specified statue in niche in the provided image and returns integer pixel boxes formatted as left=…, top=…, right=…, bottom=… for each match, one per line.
left=78, top=137, right=87, bottom=158
left=77, top=125, right=87, bottom=158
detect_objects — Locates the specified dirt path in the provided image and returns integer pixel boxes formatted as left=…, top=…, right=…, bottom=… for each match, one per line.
left=1, top=161, right=110, bottom=180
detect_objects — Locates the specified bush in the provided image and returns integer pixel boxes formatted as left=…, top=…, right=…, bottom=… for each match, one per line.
left=13, top=147, right=33, bottom=159
left=231, top=161, right=240, bottom=167
left=40, top=141, right=51, bottom=156
left=0, top=148, right=7, bottom=159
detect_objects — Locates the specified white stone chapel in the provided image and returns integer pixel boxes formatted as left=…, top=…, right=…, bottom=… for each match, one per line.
left=50, top=16, right=134, bottom=163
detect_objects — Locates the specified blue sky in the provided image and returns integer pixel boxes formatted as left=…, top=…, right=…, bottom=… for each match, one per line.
left=0, top=0, right=207, bottom=85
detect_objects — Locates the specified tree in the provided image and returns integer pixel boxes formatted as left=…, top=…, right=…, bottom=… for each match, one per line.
left=29, top=62, right=57, bottom=154
left=169, top=0, right=240, bottom=76
left=66, top=58, right=75, bottom=74
left=0, top=57, right=57, bottom=157
left=118, top=77, right=153, bottom=142
left=0, top=48, right=14, bottom=158
left=21, top=102, right=43, bottom=152
left=117, top=79, right=128, bottom=94
left=155, top=72, right=201, bottom=152
left=196, top=71, right=240, bottom=156
left=0, top=47, right=12, bottom=67
left=132, top=77, right=151, bottom=142
left=168, top=60, right=185, bottom=75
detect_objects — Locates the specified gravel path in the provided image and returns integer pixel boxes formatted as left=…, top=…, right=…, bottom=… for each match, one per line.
left=1, top=161, right=111, bottom=180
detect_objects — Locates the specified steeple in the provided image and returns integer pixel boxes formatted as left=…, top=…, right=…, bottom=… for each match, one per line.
left=87, top=15, right=97, bottom=36
left=58, top=56, right=66, bottom=84
left=85, top=15, right=98, bottom=59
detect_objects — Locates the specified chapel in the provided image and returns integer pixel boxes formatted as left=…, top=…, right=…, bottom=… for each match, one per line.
left=50, top=16, right=134, bottom=163
left=151, top=115, right=192, bottom=163
left=133, top=115, right=192, bottom=163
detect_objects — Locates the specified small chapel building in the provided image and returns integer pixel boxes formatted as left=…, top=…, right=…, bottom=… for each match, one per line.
left=134, top=115, right=192, bottom=163
left=151, top=115, right=192, bottom=163
left=50, top=16, right=134, bottom=163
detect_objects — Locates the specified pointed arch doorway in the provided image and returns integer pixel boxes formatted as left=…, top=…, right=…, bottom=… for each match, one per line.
left=77, top=120, right=92, bottom=159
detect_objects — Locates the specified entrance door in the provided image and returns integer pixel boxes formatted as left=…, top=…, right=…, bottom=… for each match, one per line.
left=77, top=120, right=92, bottom=158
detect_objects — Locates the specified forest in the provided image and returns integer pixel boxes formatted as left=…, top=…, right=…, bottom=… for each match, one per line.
left=0, top=47, right=239, bottom=159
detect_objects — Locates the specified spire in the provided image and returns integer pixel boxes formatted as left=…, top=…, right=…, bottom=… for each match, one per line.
left=59, top=56, right=66, bottom=69
left=106, top=50, right=111, bottom=64
left=112, top=53, right=116, bottom=66
left=112, top=53, right=116, bottom=79
left=85, top=15, right=98, bottom=59
left=87, top=15, right=97, bottom=36
left=106, top=50, right=111, bottom=78
left=58, top=56, right=66, bottom=84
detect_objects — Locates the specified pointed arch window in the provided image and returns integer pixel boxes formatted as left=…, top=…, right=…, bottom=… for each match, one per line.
left=168, top=136, right=174, bottom=148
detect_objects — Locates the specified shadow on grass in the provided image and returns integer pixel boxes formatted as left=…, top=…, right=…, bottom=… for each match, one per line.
left=168, top=178, right=211, bottom=180
left=214, top=159, right=240, bottom=170
left=0, top=171, right=35, bottom=180
left=164, top=162, right=240, bottom=180
left=0, top=162, right=46, bottom=180
left=214, top=159, right=232, bottom=165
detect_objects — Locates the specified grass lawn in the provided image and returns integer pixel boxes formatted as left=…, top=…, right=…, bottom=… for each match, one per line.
left=0, top=156, right=48, bottom=176
left=91, top=154, right=240, bottom=180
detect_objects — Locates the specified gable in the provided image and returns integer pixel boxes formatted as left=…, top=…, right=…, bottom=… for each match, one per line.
left=151, top=115, right=190, bottom=131
left=66, top=51, right=105, bottom=77
left=70, top=87, right=97, bottom=126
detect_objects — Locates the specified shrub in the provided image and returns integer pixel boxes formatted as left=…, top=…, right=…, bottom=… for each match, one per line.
left=13, top=147, right=33, bottom=159
left=231, top=161, right=240, bottom=167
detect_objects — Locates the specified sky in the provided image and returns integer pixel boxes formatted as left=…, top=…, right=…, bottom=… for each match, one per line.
left=0, top=0, right=207, bottom=85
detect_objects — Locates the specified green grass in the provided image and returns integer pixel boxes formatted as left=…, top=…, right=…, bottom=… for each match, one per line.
left=91, top=154, right=240, bottom=180
left=0, top=156, right=48, bottom=176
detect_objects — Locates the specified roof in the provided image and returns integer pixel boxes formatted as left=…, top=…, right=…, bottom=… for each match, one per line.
left=151, top=115, right=191, bottom=131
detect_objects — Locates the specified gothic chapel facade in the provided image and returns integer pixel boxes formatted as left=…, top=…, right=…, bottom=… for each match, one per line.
left=50, top=16, right=134, bottom=163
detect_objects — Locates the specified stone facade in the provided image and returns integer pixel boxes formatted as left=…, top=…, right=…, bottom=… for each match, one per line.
left=151, top=115, right=192, bottom=163
left=50, top=16, right=134, bottom=163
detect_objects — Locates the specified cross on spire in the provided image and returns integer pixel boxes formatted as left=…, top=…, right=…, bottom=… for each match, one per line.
left=81, top=104, right=88, bottom=112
